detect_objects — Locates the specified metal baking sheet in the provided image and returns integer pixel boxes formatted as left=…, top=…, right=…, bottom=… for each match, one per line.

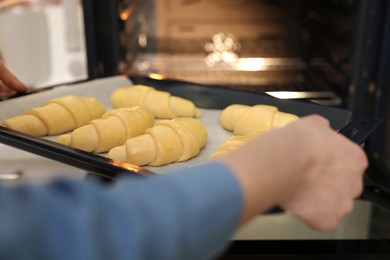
left=0, top=75, right=375, bottom=178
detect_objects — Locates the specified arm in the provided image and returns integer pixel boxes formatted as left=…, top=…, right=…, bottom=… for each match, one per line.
left=0, top=61, right=28, bottom=97
left=0, top=162, right=242, bottom=260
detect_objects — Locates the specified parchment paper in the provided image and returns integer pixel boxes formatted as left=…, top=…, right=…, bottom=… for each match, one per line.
left=0, top=76, right=232, bottom=174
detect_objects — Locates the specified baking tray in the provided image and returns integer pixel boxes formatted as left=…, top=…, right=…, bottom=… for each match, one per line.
left=0, top=75, right=382, bottom=180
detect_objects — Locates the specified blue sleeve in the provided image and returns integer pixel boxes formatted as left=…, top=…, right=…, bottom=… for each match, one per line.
left=0, top=161, right=243, bottom=260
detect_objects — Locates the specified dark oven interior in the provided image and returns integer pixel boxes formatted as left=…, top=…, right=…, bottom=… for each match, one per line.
left=88, top=0, right=364, bottom=106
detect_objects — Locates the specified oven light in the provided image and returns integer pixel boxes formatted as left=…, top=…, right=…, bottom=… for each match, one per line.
left=267, top=91, right=338, bottom=100
left=120, top=5, right=134, bottom=21
left=266, top=91, right=317, bottom=99
left=148, top=73, right=165, bottom=80
left=234, top=58, right=266, bottom=71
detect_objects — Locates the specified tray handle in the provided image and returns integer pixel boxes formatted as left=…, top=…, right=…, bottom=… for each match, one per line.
left=0, top=126, right=151, bottom=180
left=337, top=117, right=382, bottom=145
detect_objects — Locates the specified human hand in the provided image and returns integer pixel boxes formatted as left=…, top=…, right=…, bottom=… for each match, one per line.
left=217, top=115, right=368, bottom=231
left=0, top=61, right=28, bottom=98
left=278, top=115, right=368, bottom=231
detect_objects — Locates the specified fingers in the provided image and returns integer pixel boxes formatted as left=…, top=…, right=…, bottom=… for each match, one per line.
left=336, top=133, right=368, bottom=199
left=285, top=185, right=357, bottom=232
left=302, top=114, right=331, bottom=127
left=0, top=61, right=28, bottom=93
left=293, top=162, right=366, bottom=232
left=0, top=81, right=16, bottom=98
left=352, top=176, right=364, bottom=198
left=306, top=199, right=355, bottom=232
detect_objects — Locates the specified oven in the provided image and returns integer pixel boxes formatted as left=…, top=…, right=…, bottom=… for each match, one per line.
left=1, top=0, right=390, bottom=258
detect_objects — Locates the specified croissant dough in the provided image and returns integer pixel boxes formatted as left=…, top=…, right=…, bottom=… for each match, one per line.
left=1, top=95, right=106, bottom=136
left=220, top=104, right=299, bottom=136
left=210, top=104, right=299, bottom=158
left=110, top=85, right=202, bottom=119
left=107, top=117, right=208, bottom=166
left=209, top=131, right=263, bottom=159
left=57, top=107, right=155, bottom=153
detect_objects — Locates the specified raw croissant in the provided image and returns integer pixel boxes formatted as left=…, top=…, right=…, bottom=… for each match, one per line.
left=1, top=95, right=106, bottom=136
left=209, top=131, right=263, bottom=159
left=107, top=117, right=208, bottom=166
left=220, top=104, right=299, bottom=136
left=56, top=107, right=155, bottom=153
left=110, top=85, right=202, bottom=119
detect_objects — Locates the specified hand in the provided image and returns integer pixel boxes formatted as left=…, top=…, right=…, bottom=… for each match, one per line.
left=217, top=115, right=368, bottom=232
left=0, top=61, right=28, bottom=98
left=278, top=115, right=368, bottom=231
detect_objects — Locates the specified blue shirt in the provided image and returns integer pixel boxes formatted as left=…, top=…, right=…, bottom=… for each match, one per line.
left=0, top=161, right=243, bottom=260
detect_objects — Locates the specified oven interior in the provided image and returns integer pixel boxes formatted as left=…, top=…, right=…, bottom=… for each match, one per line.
left=108, top=0, right=358, bottom=107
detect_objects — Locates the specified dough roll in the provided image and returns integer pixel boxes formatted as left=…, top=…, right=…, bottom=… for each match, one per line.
left=220, top=104, right=299, bottom=136
left=209, top=131, right=263, bottom=159
left=56, top=107, right=155, bottom=153
left=110, top=85, right=202, bottom=119
left=1, top=95, right=106, bottom=136
left=107, top=117, right=208, bottom=166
